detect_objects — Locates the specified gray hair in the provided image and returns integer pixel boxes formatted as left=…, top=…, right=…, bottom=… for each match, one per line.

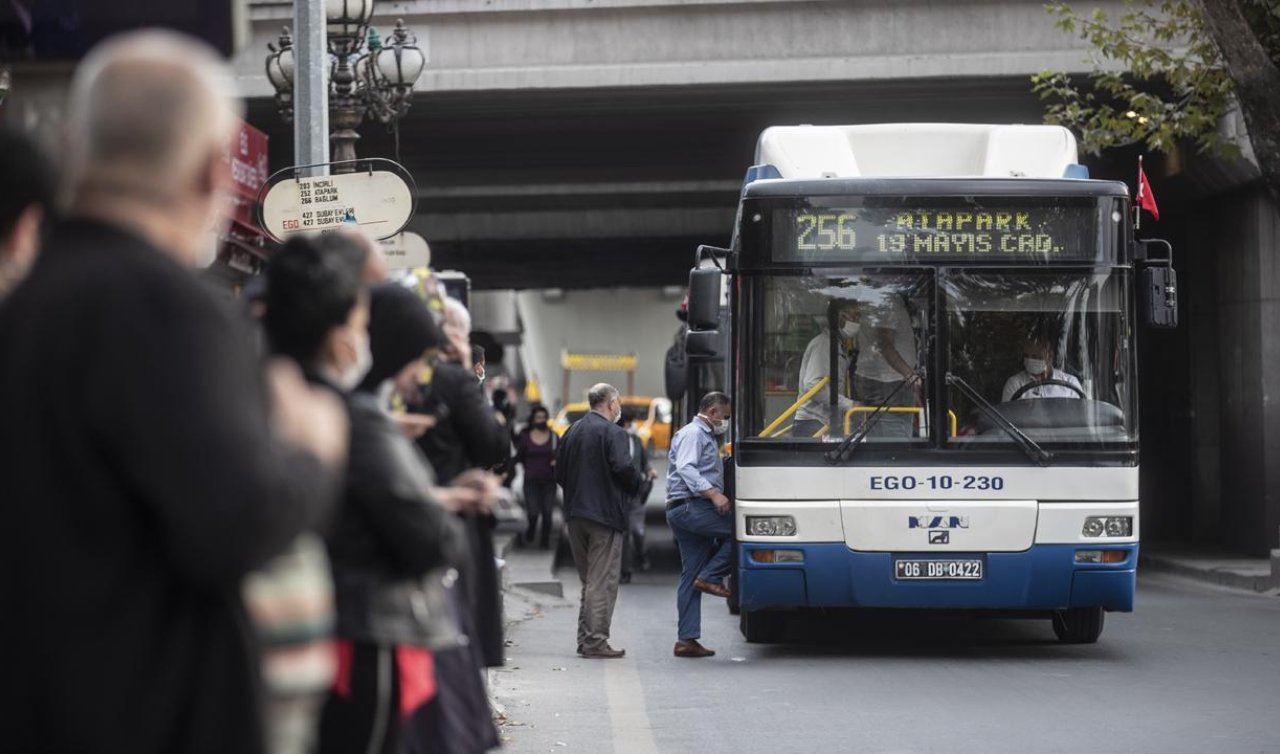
left=442, top=296, right=471, bottom=336
left=66, top=29, right=242, bottom=200
left=587, top=383, right=618, bottom=409
left=698, top=391, right=731, bottom=413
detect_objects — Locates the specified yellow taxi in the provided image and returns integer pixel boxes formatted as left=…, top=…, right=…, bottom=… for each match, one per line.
left=552, top=396, right=673, bottom=453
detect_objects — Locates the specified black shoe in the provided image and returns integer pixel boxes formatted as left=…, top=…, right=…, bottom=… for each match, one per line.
left=620, top=572, right=632, bottom=584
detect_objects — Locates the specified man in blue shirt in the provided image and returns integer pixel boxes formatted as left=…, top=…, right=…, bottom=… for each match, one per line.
left=665, top=392, right=733, bottom=658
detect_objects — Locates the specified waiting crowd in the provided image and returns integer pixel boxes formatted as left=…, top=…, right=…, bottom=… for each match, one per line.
left=0, top=27, right=744, bottom=754
left=0, top=30, right=511, bottom=754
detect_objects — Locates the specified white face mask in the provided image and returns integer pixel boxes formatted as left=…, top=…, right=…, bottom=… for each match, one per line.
left=1024, top=357, right=1048, bottom=377
left=701, top=413, right=729, bottom=437
left=840, top=320, right=861, bottom=340
left=613, top=405, right=623, bottom=424
left=337, top=328, right=373, bottom=391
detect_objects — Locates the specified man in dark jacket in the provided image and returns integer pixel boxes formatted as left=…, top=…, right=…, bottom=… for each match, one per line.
left=555, top=382, right=644, bottom=658
left=0, top=31, right=347, bottom=754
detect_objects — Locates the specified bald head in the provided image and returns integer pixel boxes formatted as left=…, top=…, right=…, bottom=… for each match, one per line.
left=67, top=30, right=241, bottom=199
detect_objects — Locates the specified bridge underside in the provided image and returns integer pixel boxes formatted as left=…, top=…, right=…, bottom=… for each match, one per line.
left=248, top=75, right=1094, bottom=290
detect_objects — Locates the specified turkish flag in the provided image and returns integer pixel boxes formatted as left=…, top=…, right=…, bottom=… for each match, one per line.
left=1137, top=161, right=1160, bottom=221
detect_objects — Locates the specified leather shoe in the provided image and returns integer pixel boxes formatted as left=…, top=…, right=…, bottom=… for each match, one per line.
left=694, top=578, right=731, bottom=599
left=674, top=639, right=715, bottom=658
left=579, top=645, right=626, bottom=659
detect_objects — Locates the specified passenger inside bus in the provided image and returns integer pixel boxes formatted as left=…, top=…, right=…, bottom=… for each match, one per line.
left=793, top=300, right=860, bottom=438
left=853, top=290, right=920, bottom=437
left=1001, top=335, right=1086, bottom=403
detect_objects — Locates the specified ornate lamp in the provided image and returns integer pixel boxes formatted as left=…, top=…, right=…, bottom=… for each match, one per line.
left=265, top=27, right=295, bottom=123
left=266, top=4, right=425, bottom=165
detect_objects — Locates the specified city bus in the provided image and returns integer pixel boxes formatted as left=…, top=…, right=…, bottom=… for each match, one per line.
left=684, top=124, right=1177, bottom=644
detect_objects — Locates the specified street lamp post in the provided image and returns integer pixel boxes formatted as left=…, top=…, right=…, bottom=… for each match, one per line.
left=265, top=3, right=425, bottom=171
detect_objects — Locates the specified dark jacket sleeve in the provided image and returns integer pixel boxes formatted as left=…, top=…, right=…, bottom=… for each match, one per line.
left=346, top=400, right=463, bottom=575
left=88, top=273, right=338, bottom=586
left=440, top=364, right=509, bottom=469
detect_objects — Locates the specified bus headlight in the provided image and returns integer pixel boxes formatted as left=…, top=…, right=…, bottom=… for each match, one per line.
left=747, top=516, right=797, bottom=536
left=1082, top=516, right=1133, bottom=537
left=1105, top=516, right=1133, bottom=537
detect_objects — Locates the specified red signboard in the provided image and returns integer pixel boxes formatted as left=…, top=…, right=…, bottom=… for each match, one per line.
left=226, top=119, right=269, bottom=231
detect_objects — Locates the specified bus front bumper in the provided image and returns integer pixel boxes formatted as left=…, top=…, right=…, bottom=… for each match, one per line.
left=737, top=543, right=1137, bottom=612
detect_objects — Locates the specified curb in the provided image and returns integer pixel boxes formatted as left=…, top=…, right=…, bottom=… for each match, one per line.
left=1140, top=552, right=1277, bottom=594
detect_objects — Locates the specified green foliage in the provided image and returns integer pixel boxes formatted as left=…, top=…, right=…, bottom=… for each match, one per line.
left=1241, top=0, right=1280, bottom=67
left=1031, top=0, right=1239, bottom=157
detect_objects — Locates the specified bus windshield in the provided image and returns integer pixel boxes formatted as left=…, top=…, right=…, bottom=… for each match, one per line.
left=943, top=269, right=1134, bottom=448
left=747, top=271, right=933, bottom=444
left=743, top=267, right=1135, bottom=452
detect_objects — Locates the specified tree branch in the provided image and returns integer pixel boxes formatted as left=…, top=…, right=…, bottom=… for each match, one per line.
left=1198, top=0, right=1280, bottom=202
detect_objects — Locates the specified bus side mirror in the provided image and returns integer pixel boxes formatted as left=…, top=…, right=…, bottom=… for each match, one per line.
left=687, top=267, right=721, bottom=331
left=685, top=329, right=721, bottom=358
left=1134, top=239, right=1177, bottom=329
left=1142, top=265, right=1178, bottom=329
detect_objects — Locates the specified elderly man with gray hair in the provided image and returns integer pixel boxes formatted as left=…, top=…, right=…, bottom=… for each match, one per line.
left=555, top=382, right=645, bottom=658
left=0, top=31, right=347, bottom=754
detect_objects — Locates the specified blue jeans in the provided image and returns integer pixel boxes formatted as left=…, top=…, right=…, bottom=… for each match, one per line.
left=666, top=499, right=733, bottom=641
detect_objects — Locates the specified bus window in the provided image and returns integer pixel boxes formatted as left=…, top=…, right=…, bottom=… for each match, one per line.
left=748, top=272, right=932, bottom=443
left=942, top=270, right=1134, bottom=447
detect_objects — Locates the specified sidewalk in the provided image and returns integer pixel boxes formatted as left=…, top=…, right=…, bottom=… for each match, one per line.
left=1139, top=543, right=1279, bottom=594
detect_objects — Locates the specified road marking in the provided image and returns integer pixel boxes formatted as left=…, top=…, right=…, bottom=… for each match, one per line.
left=604, top=642, right=658, bottom=754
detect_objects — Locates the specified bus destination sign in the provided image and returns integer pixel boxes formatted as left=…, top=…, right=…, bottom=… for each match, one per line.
left=773, top=204, right=1098, bottom=263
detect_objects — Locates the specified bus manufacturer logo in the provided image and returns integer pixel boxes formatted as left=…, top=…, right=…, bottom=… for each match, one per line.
left=908, top=515, right=969, bottom=529
left=928, top=530, right=950, bottom=545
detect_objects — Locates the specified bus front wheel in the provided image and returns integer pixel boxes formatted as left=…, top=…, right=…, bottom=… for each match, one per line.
left=740, top=609, right=785, bottom=643
left=1052, top=607, right=1105, bottom=643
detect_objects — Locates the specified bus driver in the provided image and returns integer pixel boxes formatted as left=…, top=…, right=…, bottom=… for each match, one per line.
left=1001, top=336, right=1084, bottom=402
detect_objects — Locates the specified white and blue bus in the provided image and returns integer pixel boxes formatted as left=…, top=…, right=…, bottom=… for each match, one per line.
left=684, top=124, right=1177, bottom=644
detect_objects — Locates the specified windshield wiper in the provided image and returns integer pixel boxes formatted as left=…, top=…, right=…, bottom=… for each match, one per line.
left=824, top=368, right=924, bottom=465
left=946, top=373, right=1053, bottom=467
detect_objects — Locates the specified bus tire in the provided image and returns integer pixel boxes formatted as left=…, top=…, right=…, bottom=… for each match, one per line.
left=1051, top=607, right=1105, bottom=643
left=740, top=609, right=785, bottom=643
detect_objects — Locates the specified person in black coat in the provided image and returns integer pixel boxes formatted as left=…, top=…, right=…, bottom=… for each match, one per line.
left=0, top=32, right=347, bottom=754
left=0, top=124, right=55, bottom=299
left=401, top=298, right=511, bottom=669
left=555, top=383, right=645, bottom=659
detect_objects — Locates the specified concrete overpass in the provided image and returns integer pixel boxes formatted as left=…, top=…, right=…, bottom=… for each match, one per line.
left=235, top=0, right=1122, bottom=289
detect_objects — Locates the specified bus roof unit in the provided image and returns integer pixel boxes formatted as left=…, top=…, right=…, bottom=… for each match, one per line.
left=754, top=124, right=1084, bottom=181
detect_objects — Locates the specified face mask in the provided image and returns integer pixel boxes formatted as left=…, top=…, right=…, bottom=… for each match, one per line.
left=1024, top=358, right=1048, bottom=377
left=841, top=320, right=861, bottom=340
left=476, top=370, right=486, bottom=384
left=337, top=328, right=373, bottom=391
left=701, top=413, right=729, bottom=437
left=532, top=420, right=548, bottom=430
left=613, top=406, right=623, bottom=424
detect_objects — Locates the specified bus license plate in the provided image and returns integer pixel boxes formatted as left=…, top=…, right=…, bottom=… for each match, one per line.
left=895, top=559, right=983, bottom=580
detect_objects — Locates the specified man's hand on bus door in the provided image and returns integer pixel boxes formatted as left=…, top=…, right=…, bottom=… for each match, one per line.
left=707, top=488, right=731, bottom=516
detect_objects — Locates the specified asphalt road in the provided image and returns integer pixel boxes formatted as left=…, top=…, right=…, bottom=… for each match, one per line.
left=491, top=503, right=1280, bottom=754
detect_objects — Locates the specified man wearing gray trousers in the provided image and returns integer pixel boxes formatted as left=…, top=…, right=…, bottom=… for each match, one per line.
left=555, top=383, right=645, bottom=659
